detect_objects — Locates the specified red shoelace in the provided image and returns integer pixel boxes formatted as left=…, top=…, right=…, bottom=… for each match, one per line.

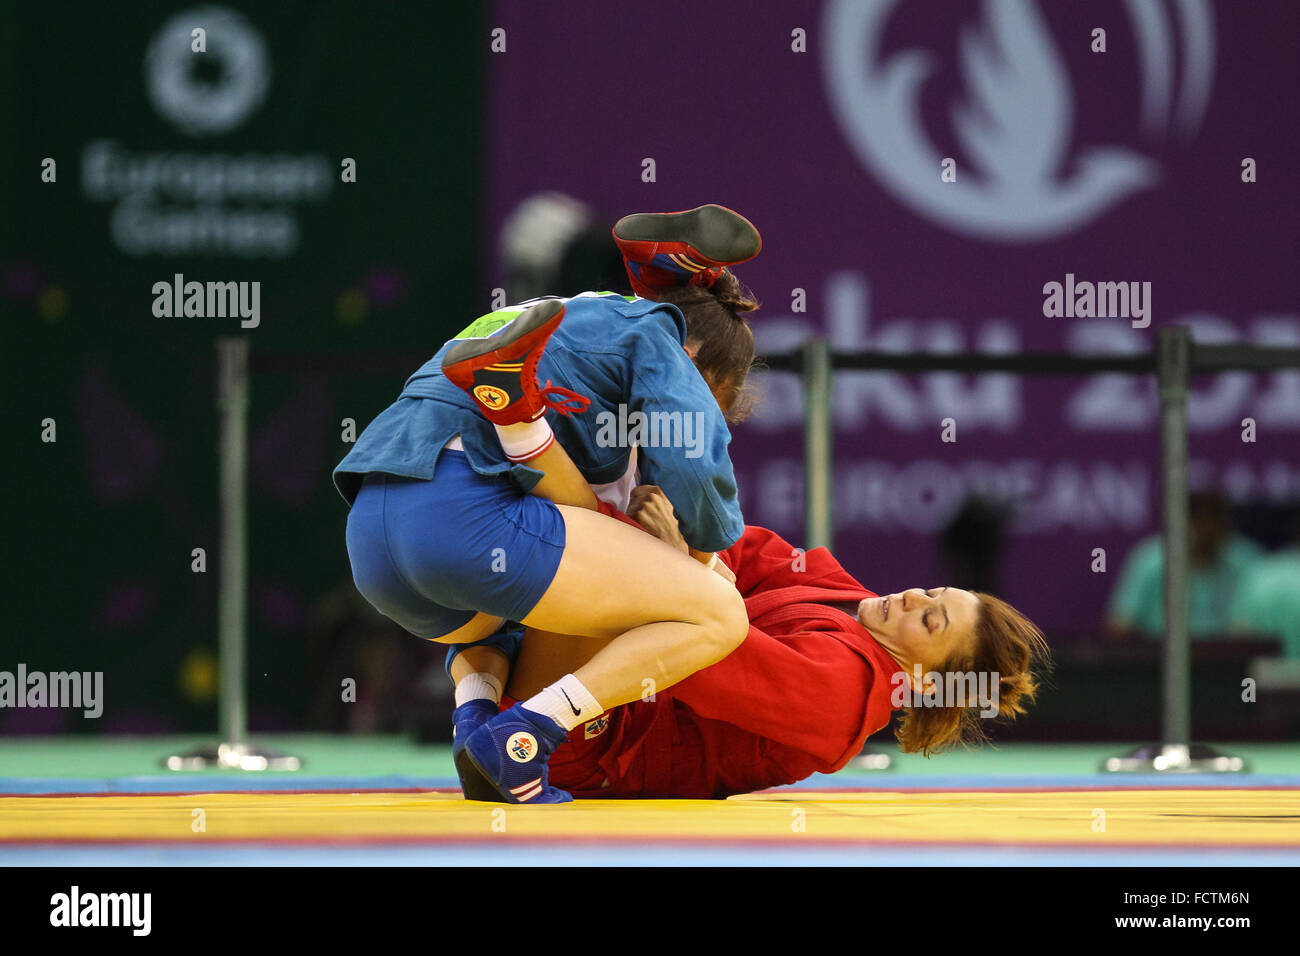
left=538, top=382, right=591, bottom=416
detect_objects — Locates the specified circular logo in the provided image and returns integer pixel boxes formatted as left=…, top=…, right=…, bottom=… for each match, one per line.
left=506, top=732, right=537, bottom=763
left=472, top=385, right=511, bottom=410
left=145, top=6, right=271, bottom=137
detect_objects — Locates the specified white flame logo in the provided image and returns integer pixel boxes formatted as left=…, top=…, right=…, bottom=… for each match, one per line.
left=822, top=0, right=1215, bottom=242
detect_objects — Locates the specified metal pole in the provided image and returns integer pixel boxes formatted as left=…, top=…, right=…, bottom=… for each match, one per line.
left=164, top=338, right=299, bottom=771
left=1103, top=326, right=1243, bottom=773
left=1157, top=326, right=1191, bottom=749
left=804, top=337, right=887, bottom=770
left=217, top=337, right=250, bottom=746
left=803, top=338, right=833, bottom=552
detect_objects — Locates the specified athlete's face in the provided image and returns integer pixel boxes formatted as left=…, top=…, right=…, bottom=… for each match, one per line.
left=857, top=587, right=980, bottom=675
left=685, top=342, right=733, bottom=412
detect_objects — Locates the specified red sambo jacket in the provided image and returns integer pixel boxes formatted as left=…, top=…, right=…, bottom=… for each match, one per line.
left=545, top=511, right=906, bottom=798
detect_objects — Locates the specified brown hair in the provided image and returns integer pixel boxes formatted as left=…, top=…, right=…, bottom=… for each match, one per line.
left=654, top=268, right=760, bottom=422
left=893, top=594, right=1052, bottom=757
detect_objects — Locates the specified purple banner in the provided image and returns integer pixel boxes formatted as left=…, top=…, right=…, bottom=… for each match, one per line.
left=486, top=0, right=1300, bottom=633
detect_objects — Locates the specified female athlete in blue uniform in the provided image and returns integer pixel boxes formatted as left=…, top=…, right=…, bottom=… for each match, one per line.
left=335, top=205, right=763, bottom=803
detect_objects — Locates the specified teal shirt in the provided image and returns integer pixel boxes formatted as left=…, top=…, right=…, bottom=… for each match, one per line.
left=1107, top=534, right=1264, bottom=636
left=1228, top=547, right=1300, bottom=658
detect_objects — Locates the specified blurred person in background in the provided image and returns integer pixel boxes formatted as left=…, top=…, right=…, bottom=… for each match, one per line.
left=940, top=495, right=1008, bottom=595
left=1105, top=491, right=1263, bottom=640
left=304, top=577, right=449, bottom=734
left=1228, top=507, right=1300, bottom=658
left=499, top=192, right=628, bottom=301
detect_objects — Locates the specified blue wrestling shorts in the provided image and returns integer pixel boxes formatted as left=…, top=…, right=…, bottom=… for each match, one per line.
left=344, top=450, right=566, bottom=639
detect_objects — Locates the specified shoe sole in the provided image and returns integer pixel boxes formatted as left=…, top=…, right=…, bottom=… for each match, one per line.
left=461, top=740, right=530, bottom=804
left=442, top=299, right=566, bottom=371
left=614, top=204, right=761, bottom=264
left=455, top=747, right=508, bottom=802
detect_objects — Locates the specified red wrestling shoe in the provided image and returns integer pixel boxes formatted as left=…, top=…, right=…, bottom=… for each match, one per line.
left=441, top=299, right=591, bottom=426
left=613, top=204, right=762, bottom=298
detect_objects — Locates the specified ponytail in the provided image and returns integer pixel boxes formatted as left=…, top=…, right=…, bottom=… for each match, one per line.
left=654, top=268, right=760, bottom=421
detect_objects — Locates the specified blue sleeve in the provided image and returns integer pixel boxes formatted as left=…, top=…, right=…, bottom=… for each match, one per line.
left=627, top=317, right=745, bottom=553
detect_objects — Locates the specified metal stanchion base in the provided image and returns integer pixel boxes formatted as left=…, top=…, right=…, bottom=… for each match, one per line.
left=849, top=745, right=893, bottom=771
left=1102, top=742, right=1246, bottom=774
left=163, top=742, right=301, bottom=772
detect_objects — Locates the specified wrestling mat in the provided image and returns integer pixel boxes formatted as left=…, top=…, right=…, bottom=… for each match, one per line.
left=3, top=739, right=1298, bottom=865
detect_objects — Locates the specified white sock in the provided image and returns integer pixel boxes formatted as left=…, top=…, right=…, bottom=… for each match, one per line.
left=496, top=417, right=555, bottom=462
left=455, top=672, right=503, bottom=707
left=522, top=674, right=604, bottom=732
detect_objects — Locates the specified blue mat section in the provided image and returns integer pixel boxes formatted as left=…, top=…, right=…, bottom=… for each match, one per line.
left=3, top=844, right=1299, bottom=866
left=0, top=775, right=456, bottom=794
left=4, top=772, right=1299, bottom=795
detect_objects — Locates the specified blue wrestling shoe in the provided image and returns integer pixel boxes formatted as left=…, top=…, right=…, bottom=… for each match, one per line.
left=452, top=699, right=503, bottom=802
left=460, top=703, right=573, bottom=804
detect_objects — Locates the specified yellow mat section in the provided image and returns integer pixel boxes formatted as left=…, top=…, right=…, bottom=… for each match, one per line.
left=3, top=789, right=1298, bottom=846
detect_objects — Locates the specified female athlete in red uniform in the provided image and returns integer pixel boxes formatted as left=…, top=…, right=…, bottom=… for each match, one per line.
left=453, top=481, right=1050, bottom=799
left=508, top=490, right=1049, bottom=797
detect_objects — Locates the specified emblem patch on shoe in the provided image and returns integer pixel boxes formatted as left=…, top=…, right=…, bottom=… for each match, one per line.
left=507, top=732, right=538, bottom=762
left=583, top=715, right=609, bottom=739
left=473, top=384, right=511, bottom=409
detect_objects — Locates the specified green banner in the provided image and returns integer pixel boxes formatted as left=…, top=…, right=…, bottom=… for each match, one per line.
left=3, top=1, right=483, bottom=733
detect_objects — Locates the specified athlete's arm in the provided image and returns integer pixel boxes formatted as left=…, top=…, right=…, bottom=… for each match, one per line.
left=626, top=315, right=745, bottom=555
left=627, top=485, right=736, bottom=584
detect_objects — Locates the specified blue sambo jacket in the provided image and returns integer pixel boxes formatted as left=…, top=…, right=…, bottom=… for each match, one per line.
left=332, top=292, right=745, bottom=553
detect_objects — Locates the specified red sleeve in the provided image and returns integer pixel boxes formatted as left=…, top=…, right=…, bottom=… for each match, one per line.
left=668, top=622, right=873, bottom=768
left=596, top=499, right=648, bottom=528
left=594, top=503, right=857, bottom=595
left=721, top=525, right=866, bottom=597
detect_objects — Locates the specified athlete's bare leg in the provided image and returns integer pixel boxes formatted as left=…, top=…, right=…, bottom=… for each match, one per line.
left=449, top=644, right=511, bottom=688
left=520, top=442, right=598, bottom=511
left=519, top=504, right=745, bottom=707
left=509, top=436, right=725, bottom=570
left=448, top=450, right=733, bottom=711
left=434, top=612, right=505, bottom=645
left=507, top=629, right=610, bottom=701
